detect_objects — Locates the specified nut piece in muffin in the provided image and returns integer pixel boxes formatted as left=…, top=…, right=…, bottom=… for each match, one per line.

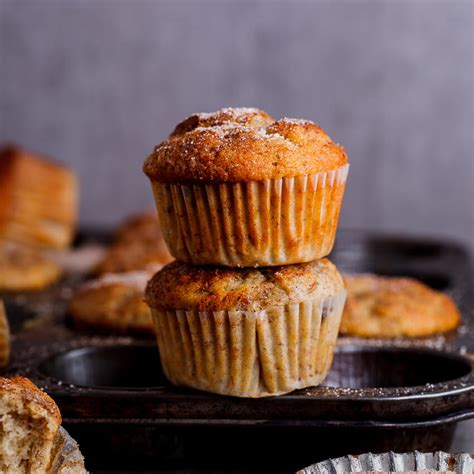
left=0, top=243, right=62, bottom=292
left=0, top=145, right=78, bottom=249
left=93, top=211, right=173, bottom=275
left=146, top=259, right=346, bottom=397
left=143, top=107, right=349, bottom=266
left=340, top=274, right=461, bottom=338
left=0, top=376, right=61, bottom=473
left=70, top=266, right=159, bottom=335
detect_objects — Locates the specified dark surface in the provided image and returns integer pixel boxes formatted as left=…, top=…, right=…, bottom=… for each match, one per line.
left=2, top=230, right=473, bottom=472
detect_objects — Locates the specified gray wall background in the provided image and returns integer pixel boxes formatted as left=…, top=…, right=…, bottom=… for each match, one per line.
left=1, top=0, right=473, bottom=251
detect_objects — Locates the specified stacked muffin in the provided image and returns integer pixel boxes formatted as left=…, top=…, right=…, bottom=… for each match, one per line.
left=143, top=107, right=349, bottom=397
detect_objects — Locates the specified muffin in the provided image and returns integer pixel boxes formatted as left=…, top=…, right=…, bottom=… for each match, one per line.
left=146, top=259, right=346, bottom=397
left=0, top=243, right=62, bottom=291
left=143, top=107, right=349, bottom=266
left=113, top=210, right=165, bottom=243
left=93, top=211, right=173, bottom=275
left=0, top=376, right=62, bottom=473
left=70, top=267, right=158, bottom=335
left=0, top=145, right=78, bottom=249
left=340, top=274, right=461, bottom=338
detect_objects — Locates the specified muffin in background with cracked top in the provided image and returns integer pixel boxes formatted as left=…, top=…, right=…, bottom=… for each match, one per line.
left=143, top=107, right=349, bottom=267
left=145, top=259, right=346, bottom=398
left=340, top=274, right=461, bottom=338
left=0, top=243, right=62, bottom=292
left=70, top=266, right=160, bottom=336
left=93, top=210, right=173, bottom=275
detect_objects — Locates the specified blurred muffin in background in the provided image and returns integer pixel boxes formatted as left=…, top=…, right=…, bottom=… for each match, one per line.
left=0, top=145, right=78, bottom=250
left=70, top=266, right=159, bottom=336
left=0, top=243, right=62, bottom=292
left=93, top=211, right=173, bottom=275
left=340, top=273, right=461, bottom=338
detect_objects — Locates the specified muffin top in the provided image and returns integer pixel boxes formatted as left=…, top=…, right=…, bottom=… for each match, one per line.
left=143, top=107, right=348, bottom=184
left=0, top=376, right=61, bottom=422
left=70, top=268, right=157, bottom=335
left=340, top=274, right=461, bottom=338
left=93, top=211, right=173, bottom=275
left=146, top=259, right=344, bottom=312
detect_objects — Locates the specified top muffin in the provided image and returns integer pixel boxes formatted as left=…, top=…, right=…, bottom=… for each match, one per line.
left=143, top=107, right=348, bottom=183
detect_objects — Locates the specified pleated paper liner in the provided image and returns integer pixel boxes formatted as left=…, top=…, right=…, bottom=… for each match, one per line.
left=49, top=427, right=87, bottom=473
left=151, top=290, right=346, bottom=398
left=151, top=163, right=349, bottom=266
left=0, top=300, right=10, bottom=369
left=298, top=451, right=473, bottom=474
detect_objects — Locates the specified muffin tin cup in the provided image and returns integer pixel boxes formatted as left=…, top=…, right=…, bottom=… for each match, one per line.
left=150, top=163, right=349, bottom=266
left=150, top=290, right=347, bottom=398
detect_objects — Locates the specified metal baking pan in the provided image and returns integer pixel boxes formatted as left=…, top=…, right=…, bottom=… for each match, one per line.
left=2, top=229, right=473, bottom=472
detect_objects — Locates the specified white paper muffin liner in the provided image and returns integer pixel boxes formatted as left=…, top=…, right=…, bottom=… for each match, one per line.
left=298, top=451, right=473, bottom=474
left=50, top=427, right=87, bottom=473
left=151, top=289, right=346, bottom=398
left=150, top=163, right=349, bottom=266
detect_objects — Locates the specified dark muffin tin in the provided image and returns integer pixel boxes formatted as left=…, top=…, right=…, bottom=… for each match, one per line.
left=2, top=230, right=473, bottom=473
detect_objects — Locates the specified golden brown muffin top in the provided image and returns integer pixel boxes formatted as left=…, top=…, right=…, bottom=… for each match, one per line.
left=143, top=107, right=348, bottom=183
left=113, top=210, right=162, bottom=243
left=0, top=375, right=62, bottom=422
left=340, top=274, right=461, bottom=338
left=93, top=211, right=173, bottom=275
left=0, top=243, right=62, bottom=291
left=70, top=268, right=157, bottom=335
left=146, top=259, right=344, bottom=311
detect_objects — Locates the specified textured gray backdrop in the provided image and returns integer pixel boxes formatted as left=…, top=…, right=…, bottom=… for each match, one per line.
left=1, top=0, right=473, bottom=251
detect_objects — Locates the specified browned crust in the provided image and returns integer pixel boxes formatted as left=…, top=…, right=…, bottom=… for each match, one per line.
left=70, top=270, right=156, bottom=335
left=143, top=107, right=348, bottom=183
left=340, top=274, right=461, bottom=338
left=146, top=259, right=344, bottom=312
left=0, top=375, right=61, bottom=423
left=93, top=211, right=173, bottom=275
left=93, top=240, right=172, bottom=275
left=113, top=210, right=163, bottom=242
left=0, top=244, right=62, bottom=291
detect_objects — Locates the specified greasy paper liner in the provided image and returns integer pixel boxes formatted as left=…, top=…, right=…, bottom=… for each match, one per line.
left=151, top=290, right=346, bottom=398
left=150, top=164, right=349, bottom=266
left=298, top=451, right=473, bottom=474
left=49, top=426, right=87, bottom=473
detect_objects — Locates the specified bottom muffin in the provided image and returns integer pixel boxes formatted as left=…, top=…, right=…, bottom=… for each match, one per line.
left=145, top=260, right=346, bottom=398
